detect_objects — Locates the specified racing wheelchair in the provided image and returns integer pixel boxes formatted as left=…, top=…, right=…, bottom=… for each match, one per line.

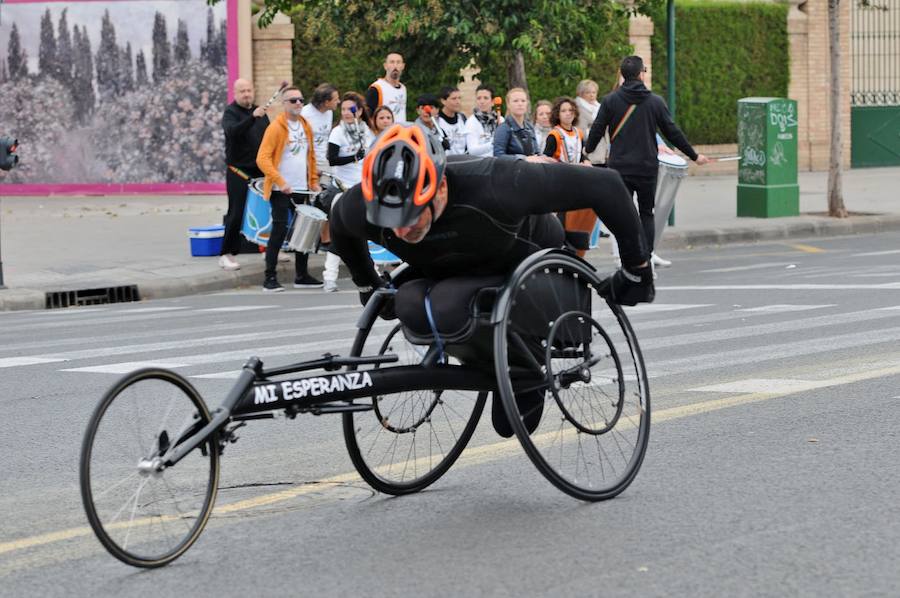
left=79, top=249, right=650, bottom=568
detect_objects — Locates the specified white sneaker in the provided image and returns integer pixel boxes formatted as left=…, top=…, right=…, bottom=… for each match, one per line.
left=651, top=253, right=672, bottom=268
left=218, top=254, right=240, bottom=271
left=323, top=280, right=338, bottom=293
left=277, top=251, right=291, bottom=263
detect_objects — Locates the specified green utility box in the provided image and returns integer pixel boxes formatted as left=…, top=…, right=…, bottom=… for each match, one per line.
left=736, top=98, right=799, bottom=217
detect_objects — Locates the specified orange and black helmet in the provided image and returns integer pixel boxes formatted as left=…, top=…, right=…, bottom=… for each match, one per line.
left=361, top=124, right=447, bottom=228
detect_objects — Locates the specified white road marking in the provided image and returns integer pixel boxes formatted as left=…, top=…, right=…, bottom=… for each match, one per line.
left=61, top=361, right=189, bottom=374
left=659, top=283, right=900, bottom=290
left=623, top=303, right=713, bottom=313
left=853, top=249, right=900, bottom=257
left=699, top=262, right=793, bottom=273
left=0, top=320, right=360, bottom=366
left=0, top=357, right=68, bottom=369
left=197, top=306, right=272, bottom=312
left=191, top=371, right=242, bottom=379
left=110, top=307, right=190, bottom=314
left=735, top=304, right=835, bottom=313
left=690, top=378, right=822, bottom=394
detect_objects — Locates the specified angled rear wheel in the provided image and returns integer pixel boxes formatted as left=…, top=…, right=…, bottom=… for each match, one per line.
left=493, top=253, right=650, bottom=501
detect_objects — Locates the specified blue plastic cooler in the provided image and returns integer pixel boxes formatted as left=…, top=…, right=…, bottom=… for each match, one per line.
left=189, top=225, right=225, bottom=256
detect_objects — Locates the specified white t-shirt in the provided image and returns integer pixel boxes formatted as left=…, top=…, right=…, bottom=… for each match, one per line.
left=300, top=104, right=333, bottom=165
left=463, top=114, right=503, bottom=157
left=278, top=120, right=309, bottom=191
left=436, top=112, right=468, bottom=155
left=328, top=122, right=375, bottom=187
left=370, top=79, right=408, bottom=123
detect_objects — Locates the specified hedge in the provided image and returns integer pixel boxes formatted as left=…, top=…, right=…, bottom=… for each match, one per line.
left=650, top=0, right=789, bottom=144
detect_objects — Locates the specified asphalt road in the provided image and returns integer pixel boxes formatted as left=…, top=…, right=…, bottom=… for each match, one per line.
left=2, top=233, right=899, bottom=597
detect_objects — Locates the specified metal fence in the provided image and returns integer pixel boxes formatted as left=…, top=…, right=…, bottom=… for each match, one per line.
left=852, top=0, right=900, bottom=106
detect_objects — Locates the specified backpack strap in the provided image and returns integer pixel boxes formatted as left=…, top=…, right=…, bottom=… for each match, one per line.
left=610, top=104, right=637, bottom=143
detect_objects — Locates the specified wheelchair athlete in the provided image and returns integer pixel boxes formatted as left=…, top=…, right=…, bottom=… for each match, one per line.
left=330, top=123, right=654, bottom=437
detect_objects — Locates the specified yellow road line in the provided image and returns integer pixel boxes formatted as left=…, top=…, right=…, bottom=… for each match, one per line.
left=3, top=363, right=900, bottom=559
left=789, top=243, right=827, bottom=254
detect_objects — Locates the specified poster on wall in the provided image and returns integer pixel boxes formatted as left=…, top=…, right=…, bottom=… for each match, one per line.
left=0, top=0, right=237, bottom=194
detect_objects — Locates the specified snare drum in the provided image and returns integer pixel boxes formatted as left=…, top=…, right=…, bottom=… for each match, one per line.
left=654, top=153, right=689, bottom=242
left=287, top=204, right=328, bottom=253
left=241, top=179, right=295, bottom=248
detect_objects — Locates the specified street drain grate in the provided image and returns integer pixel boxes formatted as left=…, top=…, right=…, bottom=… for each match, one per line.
left=45, top=285, right=140, bottom=309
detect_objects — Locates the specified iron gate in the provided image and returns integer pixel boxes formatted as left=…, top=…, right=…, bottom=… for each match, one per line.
left=851, top=0, right=900, bottom=167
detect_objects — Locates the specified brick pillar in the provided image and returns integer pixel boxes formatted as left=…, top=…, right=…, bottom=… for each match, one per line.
left=629, top=15, right=654, bottom=89
left=252, top=11, right=294, bottom=114
left=798, top=0, right=851, bottom=171
left=788, top=0, right=811, bottom=170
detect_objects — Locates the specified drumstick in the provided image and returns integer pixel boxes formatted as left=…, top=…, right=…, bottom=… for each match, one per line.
left=714, top=155, right=742, bottom=162
left=262, top=80, right=290, bottom=110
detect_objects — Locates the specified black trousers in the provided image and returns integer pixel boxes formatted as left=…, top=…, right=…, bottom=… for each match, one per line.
left=265, top=191, right=310, bottom=280
left=618, top=173, right=658, bottom=253
left=222, top=168, right=259, bottom=256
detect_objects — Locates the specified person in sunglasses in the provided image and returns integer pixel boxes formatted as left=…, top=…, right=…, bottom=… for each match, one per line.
left=256, top=86, right=323, bottom=292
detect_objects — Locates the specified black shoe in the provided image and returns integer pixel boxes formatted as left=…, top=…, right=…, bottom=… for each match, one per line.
left=293, top=274, right=324, bottom=289
left=262, top=277, right=284, bottom=293
left=491, top=390, right=546, bottom=438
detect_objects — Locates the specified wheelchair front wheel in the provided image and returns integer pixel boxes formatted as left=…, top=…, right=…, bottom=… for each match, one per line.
left=80, top=368, right=219, bottom=568
left=493, top=253, right=650, bottom=501
left=344, top=322, right=487, bottom=495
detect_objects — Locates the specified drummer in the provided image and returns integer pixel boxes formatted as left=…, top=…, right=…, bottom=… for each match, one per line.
left=220, top=78, right=270, bottom=272
left=586, top=56, right=708, bottom=268
left=256, top=86, right=324, bottom=292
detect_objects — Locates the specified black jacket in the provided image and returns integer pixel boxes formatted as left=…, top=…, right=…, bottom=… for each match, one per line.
left=222, top=102, right=269, bottom=172
left=586, top=80, right=697, bottom=176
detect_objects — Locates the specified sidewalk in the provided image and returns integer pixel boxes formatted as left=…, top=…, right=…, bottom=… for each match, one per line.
left=1, top=166, right=898, bottom=310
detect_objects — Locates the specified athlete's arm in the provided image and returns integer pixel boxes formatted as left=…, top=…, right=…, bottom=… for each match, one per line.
left=495, top=161, right=648, bottom=268
left=329, top=185, right=384, bottom=289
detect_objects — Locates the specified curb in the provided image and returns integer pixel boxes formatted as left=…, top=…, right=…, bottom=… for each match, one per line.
left=2, top=215, right=899, bottom=311
left=658, top=213, right=900, bottom=250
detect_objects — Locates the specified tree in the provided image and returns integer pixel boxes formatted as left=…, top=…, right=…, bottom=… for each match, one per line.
left=7, top=23, right=28, bottom=80
left=72, top=25, right=96, bottom=122
left=95, top=10, right=121, bottom=100
left=216, top=19, right=228, bottom=68
left=0, top=61, right=8, bottom=84
left=152, top=12, right=172, bottom=83
left=827, top=0, right=847, bottom=218
left=56, top=9, right=74, bottom=87
left=121, top=43, right=135, bottom=93
left=174, top=19, right=191, bottom=65
left=201, top=8, right=216, bottom=65
left=223, top=0, right=648, bottom=92
left=38, top=8, right=57, bottom=79
left=135, top=49, right=149, bottom=88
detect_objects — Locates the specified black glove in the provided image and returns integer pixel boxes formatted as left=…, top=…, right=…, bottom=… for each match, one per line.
left=607, top=264, right=655, bottom=306
left=355, top=148, right=366, bottom=160
left=358, top=274, right=397, bottom=320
